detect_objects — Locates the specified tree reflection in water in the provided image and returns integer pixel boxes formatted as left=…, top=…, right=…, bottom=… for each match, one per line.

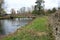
left=0, top=20, right=5, bottom=35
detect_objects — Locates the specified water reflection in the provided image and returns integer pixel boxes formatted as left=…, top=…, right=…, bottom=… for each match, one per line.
left=0, top=18, right=32, bottom=35
left=0, top=20, right=5, bottom=35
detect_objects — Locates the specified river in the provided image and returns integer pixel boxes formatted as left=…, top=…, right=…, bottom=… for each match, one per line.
left=0, top=18, right=32, bottom=35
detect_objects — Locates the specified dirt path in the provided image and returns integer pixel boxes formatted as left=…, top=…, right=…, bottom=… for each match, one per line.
left=0, top=35, right=6, bottom=40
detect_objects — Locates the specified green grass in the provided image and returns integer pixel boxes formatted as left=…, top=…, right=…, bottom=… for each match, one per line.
left=25, top=16, right=48, bottom=32
left=2, top=16, right=50, bottom=40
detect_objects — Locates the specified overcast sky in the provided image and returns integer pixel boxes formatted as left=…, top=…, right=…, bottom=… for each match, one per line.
left=4, top=0, right=58, bottom=13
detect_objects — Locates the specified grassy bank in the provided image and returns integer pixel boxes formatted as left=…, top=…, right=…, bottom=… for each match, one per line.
left=2, top=16, right=50, bottom=40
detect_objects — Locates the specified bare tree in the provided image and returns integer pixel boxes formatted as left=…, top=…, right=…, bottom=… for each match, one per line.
left=17, top=10, right=20, bottom=14
left=0, top=0, right=4, bottom=14
left=20, top=7, right=26, bottom=14
left=11, top=9, right=16, bottom=14
left=27, top=7, right=32, bottom=14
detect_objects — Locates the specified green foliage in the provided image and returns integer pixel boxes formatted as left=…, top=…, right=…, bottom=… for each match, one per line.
left=32, top=10, right=39, bottom=15
left=47, top=8, right=57, bottom=15
left=47, top=9, right=52, bottom=14
left=32, top=9, right=45, bottom=15
left=40, top=10, right=45, bottom=15
left=33, top=0, right=45, bottom=15
left=52, top=8, right=56, bottom=13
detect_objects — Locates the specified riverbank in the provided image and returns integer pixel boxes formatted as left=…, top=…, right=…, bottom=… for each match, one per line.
left=0, top=13, right=36, bottom=19
left=1, top=16, right=51, bottom=40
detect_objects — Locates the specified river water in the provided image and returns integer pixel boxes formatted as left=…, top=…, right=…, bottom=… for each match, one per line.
left=0, top=18, right=32, bottom=35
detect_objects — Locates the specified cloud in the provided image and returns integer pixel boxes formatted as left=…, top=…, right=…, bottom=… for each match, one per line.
left=5, top=0, right=58, bottom=13
left=5, top=0, right=36, bottom=9
left=5, top=0, right=36, bottom=13
left=44, top=0, right=58, bottom=9
left=58, top=0, right=60, bottom=7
